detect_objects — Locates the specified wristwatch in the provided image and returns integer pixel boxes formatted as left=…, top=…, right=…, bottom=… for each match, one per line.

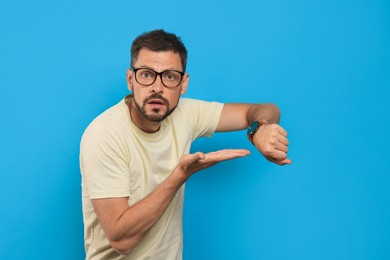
left=247, top=120, right=262, bottom=144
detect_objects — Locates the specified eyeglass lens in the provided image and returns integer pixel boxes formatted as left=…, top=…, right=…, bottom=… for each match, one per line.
left=135, top=68, right=182, bottom=87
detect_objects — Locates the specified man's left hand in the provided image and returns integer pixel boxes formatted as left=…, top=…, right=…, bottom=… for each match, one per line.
left=252, top=124, right=292, bottom=166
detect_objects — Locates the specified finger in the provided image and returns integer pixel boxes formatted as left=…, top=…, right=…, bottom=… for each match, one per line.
left=206, top=149, right=250, bottom=157
left=275, top=134, right=289, bottom=146
left=218, top=149, right=250, bottom=154
left=220, top=149, right=250, bottom=156
left=182, top=152, right=205, bottom=165
left=267, top=150, right=287, bottom=161
left=204, top=149, right=250, bottom=162
left=224, top=149, right=251, bottom=156
left=274, top=141, right=288, bottom=153
left=265, top=136, right=288, bottom=153
left=274, top=124, right=288, bottom=137
left=207, top=150, right=250, bottom=160
left=279, top=158, right=292, bottom=165
left=270, top=158, right=291, bottom=166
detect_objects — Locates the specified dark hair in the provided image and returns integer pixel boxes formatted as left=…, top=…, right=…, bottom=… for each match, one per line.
left=131, top=29, right=188, bottom=71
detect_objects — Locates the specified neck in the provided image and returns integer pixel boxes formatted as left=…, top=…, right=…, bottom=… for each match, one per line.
left=126, top=98, right=161, bottom=133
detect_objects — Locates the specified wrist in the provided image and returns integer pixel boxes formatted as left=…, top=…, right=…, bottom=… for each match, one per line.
left=247, top=120, right=266, bottom=144
left=170, top=166, right=190, bottom=184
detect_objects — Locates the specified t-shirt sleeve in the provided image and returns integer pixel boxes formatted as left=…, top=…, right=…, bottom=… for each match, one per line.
left=80, top=123, right=131, bottom=199
left=185, top=99, right=224, bottom=139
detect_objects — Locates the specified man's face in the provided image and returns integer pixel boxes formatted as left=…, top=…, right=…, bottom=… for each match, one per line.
left=127, top=48, right=188, bottom=124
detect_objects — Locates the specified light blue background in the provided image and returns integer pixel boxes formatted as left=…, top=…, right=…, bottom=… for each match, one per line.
left=1, top=0, right=389, bottom=259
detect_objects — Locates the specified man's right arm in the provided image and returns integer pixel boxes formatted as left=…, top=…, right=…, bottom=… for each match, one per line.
left=91, top=149, right=249, bottom=255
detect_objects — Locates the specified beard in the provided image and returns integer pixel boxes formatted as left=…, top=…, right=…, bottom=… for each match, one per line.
left=133, top=93, right=178, bottom=122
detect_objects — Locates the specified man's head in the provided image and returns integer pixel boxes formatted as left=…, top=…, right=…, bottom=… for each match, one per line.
left=131, top=29, right=188, bottom=71
left=127, top=30, right=189, bottom=131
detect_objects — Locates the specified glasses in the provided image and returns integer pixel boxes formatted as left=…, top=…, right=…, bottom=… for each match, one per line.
left=131, top=67, right=185, bottom=88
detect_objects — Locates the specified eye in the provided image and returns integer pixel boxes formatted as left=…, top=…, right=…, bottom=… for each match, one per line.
left=163, top=71, right=179, bottom=81
left=139, top=69, right=155, bottom=79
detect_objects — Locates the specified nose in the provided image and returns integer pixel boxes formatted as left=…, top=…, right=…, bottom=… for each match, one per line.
left=150, top=74, right=164, bottom=93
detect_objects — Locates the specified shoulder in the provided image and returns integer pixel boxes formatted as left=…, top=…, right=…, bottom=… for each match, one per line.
left=171, top=98, right=224, bottom=121
left=170, top=98, right=224, bottom=128
left=81, top=100, right=129, bottom=144
left=177, top=98, right=224, bottom=111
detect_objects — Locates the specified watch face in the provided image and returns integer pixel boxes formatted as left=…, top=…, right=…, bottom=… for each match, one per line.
left=248, top=121, right=260, bottom=135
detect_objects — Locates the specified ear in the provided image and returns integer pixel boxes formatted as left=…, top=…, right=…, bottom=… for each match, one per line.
left=180, top=73, right=189, bottom=95
left=126, top=68, right=133, bottom=91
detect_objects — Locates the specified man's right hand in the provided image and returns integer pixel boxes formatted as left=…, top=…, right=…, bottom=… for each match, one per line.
left=91, top=149, right=250, bottom=255
left=176, top=149, right=250, bottom=176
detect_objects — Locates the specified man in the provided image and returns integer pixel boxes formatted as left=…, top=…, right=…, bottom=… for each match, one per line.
left=80, top=29, right=291, bottom=260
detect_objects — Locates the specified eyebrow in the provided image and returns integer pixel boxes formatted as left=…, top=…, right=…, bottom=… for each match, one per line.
left=134, top=65, right=183, bottom=73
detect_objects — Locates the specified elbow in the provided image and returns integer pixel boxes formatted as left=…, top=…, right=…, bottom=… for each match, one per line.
left=109, top=236, right=142, bottom=256
left=111, top=240, right=133, bottom=256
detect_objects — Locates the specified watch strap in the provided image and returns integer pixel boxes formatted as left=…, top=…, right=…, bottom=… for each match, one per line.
left=247, top=120, right=262, bottom=144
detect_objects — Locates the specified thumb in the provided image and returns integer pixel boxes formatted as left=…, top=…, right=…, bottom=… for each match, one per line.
left=182, top=152, right=205, bottom=165
left=281, top=158, right=292, bottom=165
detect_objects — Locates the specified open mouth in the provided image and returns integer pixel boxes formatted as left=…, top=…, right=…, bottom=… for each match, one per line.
left=146, top=98, right=165, bottom=108
left=147, top=99, right=166, bottom=105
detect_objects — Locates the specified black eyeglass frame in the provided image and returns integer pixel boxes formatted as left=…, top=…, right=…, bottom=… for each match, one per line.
left=131, top=67, right=185, bottom=88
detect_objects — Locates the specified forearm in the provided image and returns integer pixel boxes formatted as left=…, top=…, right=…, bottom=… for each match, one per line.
left=93, top=168, right=188, bottom=255
left=246, top=103, right=280, bottom=125
left=216, top=103, right=280, bottom=132
left=92, top=150, right=250, bottom=255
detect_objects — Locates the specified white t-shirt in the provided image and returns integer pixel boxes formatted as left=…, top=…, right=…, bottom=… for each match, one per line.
left=80, top=96, right=224, bottom=260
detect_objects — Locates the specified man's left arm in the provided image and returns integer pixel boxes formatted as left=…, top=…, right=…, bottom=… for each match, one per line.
left=216, top=103, right=292, bottom=166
